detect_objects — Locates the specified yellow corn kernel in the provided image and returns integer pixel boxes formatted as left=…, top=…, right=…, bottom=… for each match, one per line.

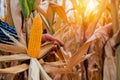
left=28, top=15, right=42, bottom=58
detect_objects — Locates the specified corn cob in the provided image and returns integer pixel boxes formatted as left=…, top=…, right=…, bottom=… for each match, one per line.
left=0, top=20, right=18, bottom=43
left=28, top=15, right=42, bottom=58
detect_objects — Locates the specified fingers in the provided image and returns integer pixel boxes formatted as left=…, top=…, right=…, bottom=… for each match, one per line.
left=54, top=39, right=64, bottom=46
left=49, top=51, right=56, bottom=54
left=42, top=34, right=64, bottom=46
left=42, top=34, right=64, bottom=56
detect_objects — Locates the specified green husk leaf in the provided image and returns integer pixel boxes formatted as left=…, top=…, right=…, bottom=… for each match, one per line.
left=19, top=0, right=30, bottom=18
left=27, top=0, right=36, bottom=13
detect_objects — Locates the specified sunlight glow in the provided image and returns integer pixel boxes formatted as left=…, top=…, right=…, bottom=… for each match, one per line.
left=85, top=0, right=98, bottom=17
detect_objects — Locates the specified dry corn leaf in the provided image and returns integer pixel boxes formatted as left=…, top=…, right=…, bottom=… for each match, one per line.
left=47, top=4, right=55, bottom=26
left=29, top=58, right=52, bottom=80
left=36, top=7, right=48, bottom=19
left=116, top=45, right=120, bottom=80
left=0, top=64, right=29, bottom=74
left=10, top=0, right=26, bottom=45
left=0, top=42, right=53, bottom=60
left=87, top=39, right=104, bottom=80
left=40, top=13, right=52, bottom=34
left=36, top=6, right=51, bottom=33
left=52, top=16, right=62, bottom=32
left=57, top=47, right=69, bottom=61
left=60, top=47, right=69, bottom=59
left=43, top=64, right=71, bottom=74
left=28, top=58, right=40, bottom=80
left=103, top=41, right=116, bottom=80
left=86, top=1, right=107, bottom=39
left=28, top=15, right=42, bottom=58
left=4, top=0, right=14, bottom=26
left=67, top=42, right=91, bottom=68
left=49, top=2, right=68, bottom=23
left=0, top=43, right=26, bottom=54
left=110, top=0, right=119, bottom=33
left=0, top=54, right=30, bottom=62
left=62, top=0, right=66, bottom=9
left=10, top=0, right=22, bottom=34
left=38, top=42, right=53, bottom=58
left=87, top=23, right=112, bottom=42
left=41, top=61, right=66, bottom=67
left=110, top=29, right=120, bottom=47
left=86, top=23, right=112, bottom=80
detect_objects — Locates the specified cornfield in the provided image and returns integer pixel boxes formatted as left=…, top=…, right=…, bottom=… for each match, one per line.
left=0, top=0, right=120, bottom=80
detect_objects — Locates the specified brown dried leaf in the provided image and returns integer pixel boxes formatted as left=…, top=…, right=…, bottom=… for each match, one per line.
left=47, top=4, right=54, bottom=26
left=0, top=64, right=29, bottom=74
left=67, top=42, right=91, bottom=68
left=41, top=61, right=66, bottom=67
left=38, top=42, right=53, bottom=59
left=110, top=29, right=120, bottom=47
left=0, top=54, right=30, bottom=62
left=43, top=64, right=71, bottom=74
left=10, top=0, right=26, bottom=45
left=49, top=2, right=68, bottom=23
left=56, top=47, right=69, bottom=61
left=87, top=23, right=112, bottom=42
left=4, top=0, right=14, bottom=26
left=87, top=39, right=104, bottom=80
left=36, top=7, right=48, bottom=19
left=103, top=41, right=116, bottom=80
left=0, top=43, right=27, bottom=54
left=86, top=1, right=107, bottom=39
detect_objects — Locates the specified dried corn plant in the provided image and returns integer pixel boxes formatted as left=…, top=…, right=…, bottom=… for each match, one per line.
left=0, top=0, right=120, bottom=80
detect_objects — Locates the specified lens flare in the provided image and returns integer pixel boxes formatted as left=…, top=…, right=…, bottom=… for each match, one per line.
left=85, top=0, right=98, bottom=17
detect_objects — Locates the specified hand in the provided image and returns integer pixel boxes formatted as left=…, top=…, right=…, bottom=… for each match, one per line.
left=42, top=34, right=64, bottom=49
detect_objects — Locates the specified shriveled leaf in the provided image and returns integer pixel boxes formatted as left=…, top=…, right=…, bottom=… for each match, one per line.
left=62, top=0, right=66, bottom=9
left=28, top=58, right=40, bottom=80
left=86, top=1, right=107, bottom=39
left=52, top=16, right=62, bottom=33
left=56, top=48, right=65, bottom=61
left=67, top=42, right=91, bottom=68
left=87, top=38, right=104, bottom=80
left=36, top=7, right=48, bottom=19
left=87, top=23, right=112, bottom=42
left=49, top=3, right=68, bottom=23
left=0, top=43, right=26, bottom=54
left=37, top=59, right=52, bottom=80
left=0, top=64, right=29, bottom=74
left=4, top=0, right=14, bottom=26
left=38, top=42, right=53, bottom=59
left=103, top=41, right=116, bottom=80
left=116, top=45, right=120, bottom=80
left=28, top=58, right=52, bottom=80
left=110, top=29, right=120, bottom=47
left=110, top=0, right=119, bottom=33
left=56, top=47, right=69, bottom=61
left=10, top=0, right=26, bottom=45
left=43, top=64, right=71, bottom=74
left=41, top=61, right=66, bottom=67
left=0, top=54, right=30, bottom=62
left=40, top=13, right=52, bottom=34
left=47, top=4, right=55, bottom=26
left=70, top=0, right=77, bottom=9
